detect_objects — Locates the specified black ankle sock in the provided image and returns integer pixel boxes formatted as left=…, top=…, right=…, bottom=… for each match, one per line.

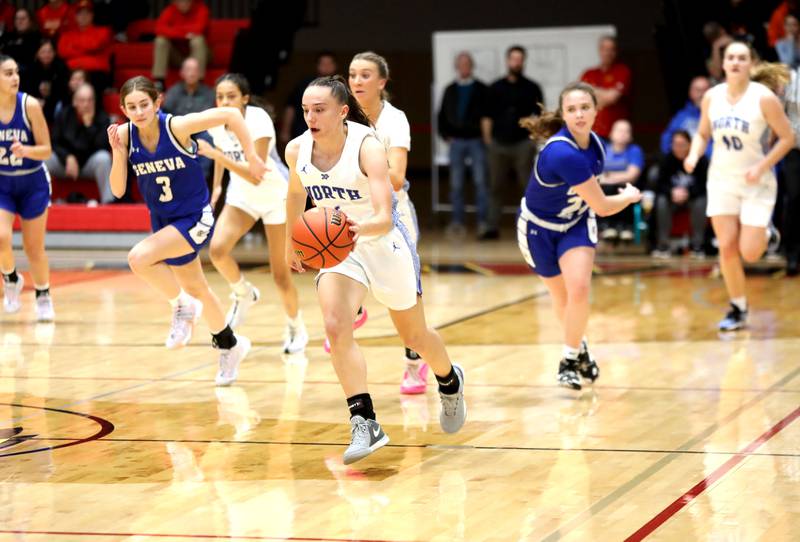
left=3, top=269, right=18, bottom=283
left=436, top=366, right=460, bottom=395
left=35, top=288, right=49, bottom=299
left=347, top=393, right=375, bottom=421
left=404, top=347, right=420, bottom=360
left=212, top=325, right=237, bottom=349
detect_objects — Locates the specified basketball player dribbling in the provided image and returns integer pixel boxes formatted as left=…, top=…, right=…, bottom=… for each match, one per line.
left=200, top=73, right=308, bottom=354
left=518, top=81, right=641, bottom=390
left=0, top=55, right=55, bottom=321
left=284, top=75, right=466, bottom=464
left=684, top=41, right=794, bottom=331
left=107, top=76, right=267, bottom=386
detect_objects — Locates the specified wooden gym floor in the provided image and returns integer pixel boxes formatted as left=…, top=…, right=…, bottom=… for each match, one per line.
left=1, top=237, right=798, bottom=541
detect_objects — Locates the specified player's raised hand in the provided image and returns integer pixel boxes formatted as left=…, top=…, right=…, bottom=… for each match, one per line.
left=107, top=124, right=126, bottom=154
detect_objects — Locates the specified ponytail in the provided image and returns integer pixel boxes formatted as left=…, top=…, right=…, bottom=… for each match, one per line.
left=751, top=62, right=790, bottom=94
left=307, top=74, right=372, bottom=127
left=520, top=81, right=598, bottom=142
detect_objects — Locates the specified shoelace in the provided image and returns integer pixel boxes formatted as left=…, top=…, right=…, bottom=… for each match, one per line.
left=351, top=420, right=370, bottom=445
left=440, top=393, right=460, bottom=416
left=218, top=349, right=234, bottom=375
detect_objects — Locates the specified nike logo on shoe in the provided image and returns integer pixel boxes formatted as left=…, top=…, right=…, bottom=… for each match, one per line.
left=371, top=426, right=382, bottom=439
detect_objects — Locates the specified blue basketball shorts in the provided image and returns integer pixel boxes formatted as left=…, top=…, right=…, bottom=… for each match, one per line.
left=150, top=204, right=215, bottom=266
left=0, top=167, right=51, bottom=220
left=517, top=210, right=598, bottom=277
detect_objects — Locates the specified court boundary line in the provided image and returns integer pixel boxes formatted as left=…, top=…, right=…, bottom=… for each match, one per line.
left=6, top=374, right=799, bottom=394
left=540, top=365, right=800, bottom=541
left=624, top=405, right=800, bottom=541
left=0, top=529, right=413, bottom=542
left=23, top=435, right=800, bottom=458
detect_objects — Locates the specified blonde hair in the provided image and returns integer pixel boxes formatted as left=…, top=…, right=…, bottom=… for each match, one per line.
left=751, top=62, right=790, bottom=94
left=351, top=51, right=391, bottom=101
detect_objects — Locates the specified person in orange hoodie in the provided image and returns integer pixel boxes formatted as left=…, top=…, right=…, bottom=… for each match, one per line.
left=57, top=0, right=112, bottom=92
left=36, top=0, right=74, bottom=39
left=152, top=0, right=210, bottom=86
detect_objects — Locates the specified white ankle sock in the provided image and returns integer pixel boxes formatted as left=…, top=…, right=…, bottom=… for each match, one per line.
left=731, top=297, right=747, bottom=312
left=287, top=310, right=303, bottom=328
left=231, top=276, right=249, bottom=296
left=563, top=345, right=580, bottom=360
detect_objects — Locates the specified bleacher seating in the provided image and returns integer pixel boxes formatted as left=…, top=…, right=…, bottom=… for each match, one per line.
left=40, top=18, right=250, bottom=243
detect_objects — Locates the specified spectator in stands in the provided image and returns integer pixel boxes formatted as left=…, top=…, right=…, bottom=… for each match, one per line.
left=782, top=63, right=800, bottom=275
left=45, top=83, right=113, bottom=204
left=54, top=68, right=88, bottom=119
left=23, top=39, right=70, bottom=123
left=36, top=0, right=73, bottom=39
left=437, top=51, right=490, bottom=239
left=652, top=130, right=708, bottom=259
left=580, top=35, right=632, bottom=139
left=92, top=0, right=150, bottom=42
left=660, top=76, right=711, bottom=156
left=152, top=0, right=210, bottom=87
left=162, top=57, right=214, bottom=116
left=768, top=1, right=798, bottom=48
left=0, top=1, right=14, bottom=35
left=776, top=14, right=800, bottom=68
left=279, top=51, right=337, bottom=147
left=704, top=21, right=734, bottom=82
left=599, top=119, right=644, bottom=243
left=482, top=45, right=543, bottom=240
left=0, top=9, right=42, bottom=73
left=57, top=0, right=113, bottom=93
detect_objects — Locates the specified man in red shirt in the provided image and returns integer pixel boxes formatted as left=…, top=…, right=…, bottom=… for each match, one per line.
left=36, top=0, right=73, bottom=39
left=57, top=0, right=112, bottom=91
left=152, top=0, right=210, bottom=85
left=580, top=35, right=632, bottom=139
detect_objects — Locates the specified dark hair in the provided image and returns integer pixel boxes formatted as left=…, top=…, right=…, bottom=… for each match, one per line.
left=0, top=54, right=13, bottom=66
left=506, top=45, right=526, bottom=58
left=520, top=81, right=597, bottom=142
left=316, top=50, right=336, bottom=63
left=215, top=72, right=270, bottom=109
left=120, top=75, right=160, bottom=105
left=351, top=51, right=391, bottom=101
left=672, top=129, right=691, bottom=143
left=307, top=74, right=371, bottom=127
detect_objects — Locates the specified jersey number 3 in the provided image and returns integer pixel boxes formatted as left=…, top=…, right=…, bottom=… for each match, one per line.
left=156, top=176, right=173, bottom=202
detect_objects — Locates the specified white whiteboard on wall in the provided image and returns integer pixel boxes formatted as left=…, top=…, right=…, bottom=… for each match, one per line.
left=432, top=25, right=615, bottom=165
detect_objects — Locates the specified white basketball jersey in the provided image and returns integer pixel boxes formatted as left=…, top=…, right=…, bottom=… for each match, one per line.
left=707, top=82, right=775, bottom=183
left=374, top=100, right=411, bottom=151
left=208, top=105, right=287, bottom=187
left=296, top=120, right=394, bottom=241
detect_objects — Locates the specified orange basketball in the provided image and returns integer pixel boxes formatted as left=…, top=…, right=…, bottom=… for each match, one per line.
left=291, top=208, right=356, bottom=269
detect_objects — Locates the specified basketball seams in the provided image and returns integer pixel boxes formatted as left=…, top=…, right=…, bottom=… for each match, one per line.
left=292, top=208, right=355, bottom=269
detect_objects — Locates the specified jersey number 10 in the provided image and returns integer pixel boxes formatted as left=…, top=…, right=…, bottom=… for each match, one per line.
left=721, top=135, right=743, bottom=151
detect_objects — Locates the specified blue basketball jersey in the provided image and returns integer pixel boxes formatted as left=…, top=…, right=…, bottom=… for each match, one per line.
left=0, top=92, right=43, bottom=176
left=129, top=112, right=208, bottom=217
left=523, top=127, right=605, bottom=224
